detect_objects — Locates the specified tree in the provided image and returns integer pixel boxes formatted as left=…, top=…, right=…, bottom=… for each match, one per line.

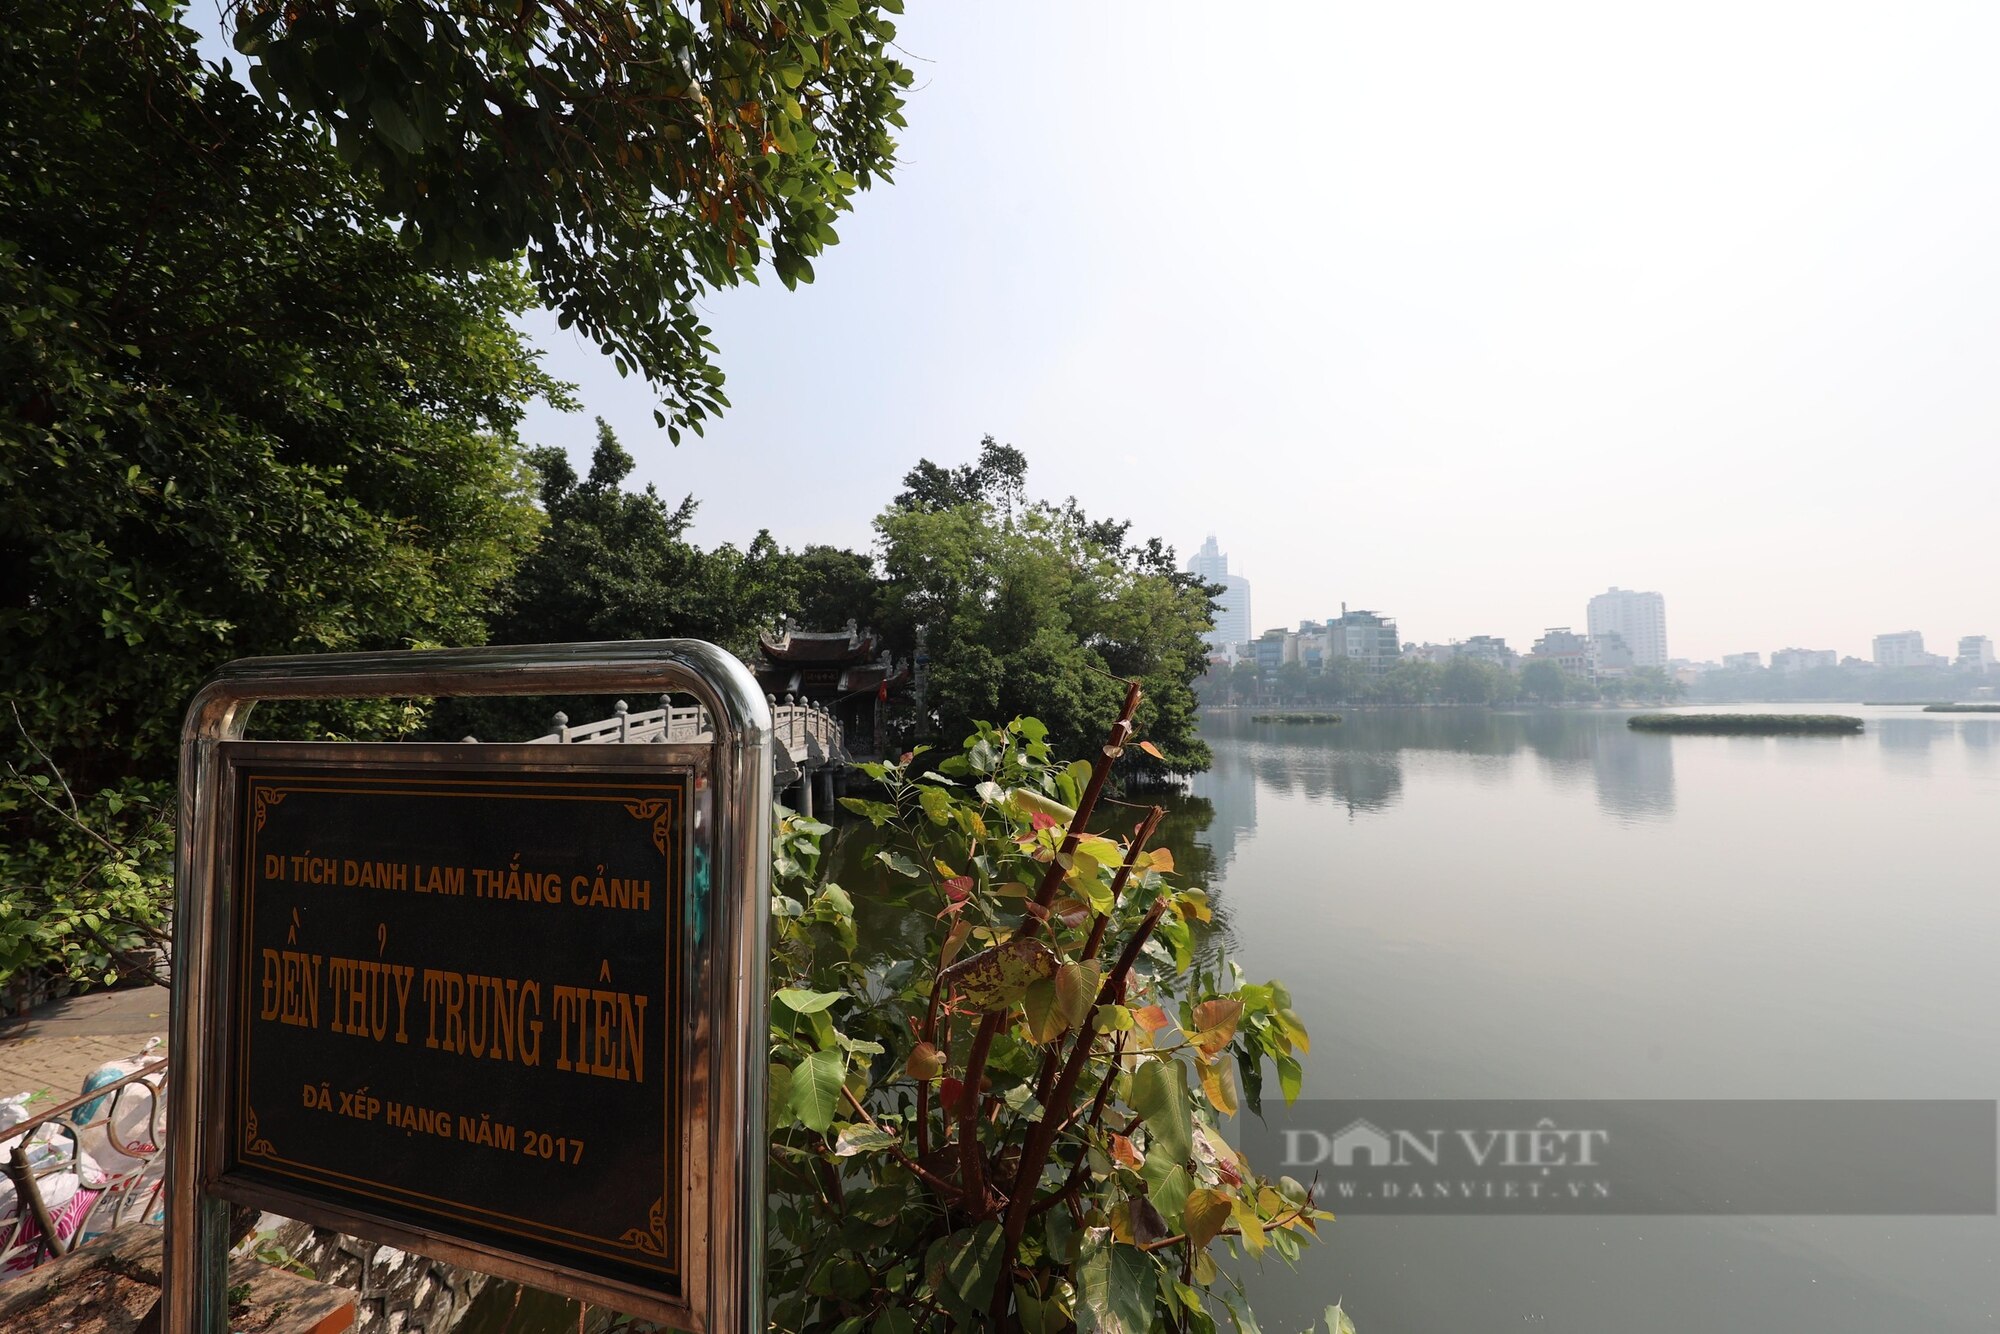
left=1628, top=666, right=1686, bottom=704
left=1229, top=659, right=1260, bottom=705
left=1441, top=656, right=1501, bottom=704
left=893, top=435, right=1029, bottom=516
left=1276, top=660, right=1309, bottom=705
left=229, top=0, right=913, bottom=437
left=872, top=446, right=1215, bottom=774
left=2, top=0, right=561, bottom=780
left=784, top=545, right=884, bottom=633
left=1371, top=659, right=1441, bottom=706
left=2, top=1, right=565, bottom=983
left=429, top=420, right=801, bottom=741
left=1519, top=658, right=1568, bottom=704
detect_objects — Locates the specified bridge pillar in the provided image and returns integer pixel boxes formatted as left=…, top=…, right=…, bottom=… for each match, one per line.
left=798, top=769, right=815, bottom=819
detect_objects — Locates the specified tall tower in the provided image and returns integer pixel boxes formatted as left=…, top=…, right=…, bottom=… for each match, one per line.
left=1187, top=536, right=1252, bottom=650
left=1587, top=588, right=1669, bottom=668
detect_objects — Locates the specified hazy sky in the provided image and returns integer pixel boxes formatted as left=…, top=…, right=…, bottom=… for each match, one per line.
left=206, top=4, right=2000, bottom=661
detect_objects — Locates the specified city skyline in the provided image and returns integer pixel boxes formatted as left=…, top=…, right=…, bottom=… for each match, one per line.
left=1198, top=538, right=1984, bottom=667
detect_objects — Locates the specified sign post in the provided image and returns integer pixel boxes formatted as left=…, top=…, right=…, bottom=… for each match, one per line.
left=165, top=642, right=771, bottom=1333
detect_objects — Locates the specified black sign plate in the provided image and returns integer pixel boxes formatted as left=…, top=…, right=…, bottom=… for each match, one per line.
left=222, top=756, right=690, bottom=1293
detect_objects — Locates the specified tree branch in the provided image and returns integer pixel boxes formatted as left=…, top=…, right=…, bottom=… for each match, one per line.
left=954, top=680, right=1143, bottom=1218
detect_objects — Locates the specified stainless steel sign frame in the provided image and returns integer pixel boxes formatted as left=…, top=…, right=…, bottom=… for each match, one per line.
left=166, top=641, right=771, bottom=1333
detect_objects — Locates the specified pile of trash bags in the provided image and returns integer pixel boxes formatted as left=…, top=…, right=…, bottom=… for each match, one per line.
left=0, top=1038, right=166, bottom=1272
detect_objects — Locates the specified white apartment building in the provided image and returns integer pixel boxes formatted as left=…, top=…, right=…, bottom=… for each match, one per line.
left=1586, top=588, right=1669, bottom=669
left=1769, top=648, right=1838, bottom=674
left=1874, top=631, right=1932, bottom=668
left=1960, top=636, right=1997, bottom=671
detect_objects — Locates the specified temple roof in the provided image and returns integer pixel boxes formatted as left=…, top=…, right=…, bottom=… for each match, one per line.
left=759, top=618, right=881, bottom=663
left=754, top=658, right=911, bottom=700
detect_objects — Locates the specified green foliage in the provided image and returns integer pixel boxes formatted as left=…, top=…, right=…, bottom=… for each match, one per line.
left=1924, top=703, right=2000, bottom=713
left=1439, top=657, right=1514, bottom=706
left=1, top=0, right=563, bottom=983
left=769, top=716, right=1330, bottom=1334
left=429, top=420, right=799, bottom=740
left=873, top=442, right=1215, bottom=774
left=1627, top=713, right=1862, bottom=734
left=229, top=0, right=912, bottom=437
left=1517, top=659, right=1568, bottom=705
left=0, top=724, right=173, bottom=991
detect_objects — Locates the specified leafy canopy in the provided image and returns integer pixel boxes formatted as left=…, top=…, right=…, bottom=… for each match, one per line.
left=430, top=419, right=803, bottom=741
left=874, top=440, right=1216, bottom=774
left=229, top=0, right=913, bottom=437
left=1, top=0, right=565, bottom=984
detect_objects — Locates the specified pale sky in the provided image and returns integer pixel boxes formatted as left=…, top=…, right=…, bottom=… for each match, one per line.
left=217, top=4, right=2000, bottom=662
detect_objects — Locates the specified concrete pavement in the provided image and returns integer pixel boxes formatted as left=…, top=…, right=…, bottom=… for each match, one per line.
left=0, top=986, right=169, bottom=1102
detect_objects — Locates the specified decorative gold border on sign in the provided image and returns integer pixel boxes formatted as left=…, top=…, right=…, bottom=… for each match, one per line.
left=243, top=1105, right=276, bottom=1159
left=619, top=1196, right=668, bottom=1256
left=252, top=786, right=286, bottom=832
left=623, top=798, right=672, bottom=856
left=232, top=767, right=689, bottom=1281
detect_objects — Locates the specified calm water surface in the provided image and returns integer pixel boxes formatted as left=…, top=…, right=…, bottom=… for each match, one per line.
left=1184, top=705, right=1999, bottom=1334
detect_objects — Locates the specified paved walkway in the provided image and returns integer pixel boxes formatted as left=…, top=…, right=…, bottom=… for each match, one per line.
left=0, top=986, right=169, bottom=1101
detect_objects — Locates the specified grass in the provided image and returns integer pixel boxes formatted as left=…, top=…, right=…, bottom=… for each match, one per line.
left=1923, top=703, right=2000, bottom=713
left=1252, top=712, right=1342, bottom=724
left=1628, top=713, right=1862, bottom=735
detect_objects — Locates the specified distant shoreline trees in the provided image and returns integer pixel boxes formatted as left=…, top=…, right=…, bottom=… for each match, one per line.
left=1206, top=657, right=1686, bottom=708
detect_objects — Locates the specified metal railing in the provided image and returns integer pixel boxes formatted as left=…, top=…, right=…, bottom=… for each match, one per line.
left=0, top=1057, right=169, bottom=1273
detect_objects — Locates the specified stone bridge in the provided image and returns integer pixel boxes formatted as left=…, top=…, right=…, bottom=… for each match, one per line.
left=527, top=694, right=848, bottom=815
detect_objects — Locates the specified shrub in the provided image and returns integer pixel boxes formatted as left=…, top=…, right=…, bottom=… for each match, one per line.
left=767, top=707, right=1336, bottom=1334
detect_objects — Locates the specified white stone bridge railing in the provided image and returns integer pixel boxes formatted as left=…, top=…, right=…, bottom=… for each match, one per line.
left=524, top=695, right=847, bottom=815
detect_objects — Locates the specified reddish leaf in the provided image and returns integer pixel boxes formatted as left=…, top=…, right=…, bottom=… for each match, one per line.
left=1051, top=896, right=1092, bottom=929
left=1131, top=1004, right=1172, bottom=1033
left=1137, top=739, right=1166, bottom=762
left=940, top=1076, right=965, bottom=1110
left=941, top=875, right=974, bottom=903
left=1191, top=998, right=1244, bottom=1057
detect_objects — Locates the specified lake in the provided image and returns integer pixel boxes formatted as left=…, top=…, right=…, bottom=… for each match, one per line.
left=1188, top=705, right=2000, bottom=1334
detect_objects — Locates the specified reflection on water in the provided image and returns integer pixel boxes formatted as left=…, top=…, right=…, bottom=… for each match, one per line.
left=1168, top=705, right=2000, bottom=1334
left=1191, top=709, right=1680, bottom=842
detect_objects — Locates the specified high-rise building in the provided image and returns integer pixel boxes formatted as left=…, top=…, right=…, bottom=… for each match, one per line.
left=1586, top=588, right=1669, bottom=668
left=1721, top=652, right=1762, bottom=671
left=1187, top=536, right=1252, bottom=651
left=1959, top=636, right=1996, bottom=671
left=1592, top=632, right=1636, bottom=675
left=1329, top=607, right=1401, bottom=675
left=1457, top=635, right=1517, bottom=670
left=1770, top=648, right=1837, bottom=674
left=1874, top=631, right=1932, bottom=668
left=1532, top=627, right=1597, bottom=679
